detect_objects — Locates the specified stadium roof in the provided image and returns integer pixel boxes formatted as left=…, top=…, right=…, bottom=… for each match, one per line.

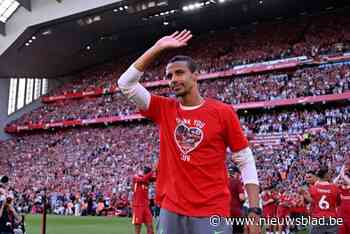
left=0, top=0, right=349, bottom=78
left=0, top=0, right=20, bottom=23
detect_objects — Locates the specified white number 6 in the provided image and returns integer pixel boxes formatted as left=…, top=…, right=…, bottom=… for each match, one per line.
left=318, top=195, right=330, bottom=210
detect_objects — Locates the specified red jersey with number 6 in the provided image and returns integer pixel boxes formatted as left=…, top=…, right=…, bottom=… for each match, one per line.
left=309, top=181, right=340, bottom=218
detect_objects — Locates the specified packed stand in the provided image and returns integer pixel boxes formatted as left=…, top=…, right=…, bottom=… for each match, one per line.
left=44, top=13, right=350, bottom=95
left=9, top=63, right=350, bottom=126
left=255, top=124, right=349, bottom=193
left=0, top=123, right=159, bottom=217
left=3, top=11, right=350, bottom=218
left=202, top=63, right=350, bottom=104
left=1, top=103, right=350, bottom=216
left=240, top=105, right=350, bottom=134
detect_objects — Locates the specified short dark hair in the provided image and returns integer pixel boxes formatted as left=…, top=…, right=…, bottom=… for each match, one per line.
left=144, top=166, right=152, bottom=174
left=306, top=170, right=317, bottom=175
left=168, top=55, right=197, bottom=73
left=317, top=166, right=329, bottom=179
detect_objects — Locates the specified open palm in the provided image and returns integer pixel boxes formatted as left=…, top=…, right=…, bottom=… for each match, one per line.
left=155, top=30, right=193, bottom=50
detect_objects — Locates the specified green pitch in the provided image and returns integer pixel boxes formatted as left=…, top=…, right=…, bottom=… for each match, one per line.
left=25, top=215, right=149, bottom=234
left=25, top=215, right=308, bottom=234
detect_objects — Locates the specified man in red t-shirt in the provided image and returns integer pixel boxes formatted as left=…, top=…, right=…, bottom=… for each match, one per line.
left=228, top=166, right=245, bottom=234
left=289, top=192, right=307, bottom=219
left=334, top=164, right=350, bottom=234
left=132, top=166, right=156, bottom=234
left=118, top=30, right=260, bottom=234
left=276, top=189, right=292, bottom=234
left=276, top=190, right=289, bottom=219
left=261, top=187, right=277, bottom=234
left=301, top=166, right=340, bottom=234
left=262, top=187, right=277, bottom=219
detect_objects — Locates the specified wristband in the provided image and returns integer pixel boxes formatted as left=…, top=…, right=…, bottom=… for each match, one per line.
left=247, top=207, right=262, bottom=216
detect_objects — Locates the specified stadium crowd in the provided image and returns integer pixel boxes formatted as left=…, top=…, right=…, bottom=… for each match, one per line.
left=240, top=105, right=350, bottom=134
left=47, top=13, right=350, bottom=95
left=201, top=63, right=350, bottom=104
left=1, top=104, right=349, bottom=217
left=0, top=123, right=158, bottom=217
left=8, top=62, right=350, bottom=126
left=0, top=11, right=349, bottom=228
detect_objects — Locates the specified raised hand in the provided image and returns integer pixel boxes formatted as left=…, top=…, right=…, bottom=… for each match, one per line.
left=340, top=165, right=346, bottom=176
left=154, top=30, right=193, bottom=51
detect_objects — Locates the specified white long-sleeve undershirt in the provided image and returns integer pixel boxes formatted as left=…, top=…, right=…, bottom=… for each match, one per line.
left=232, top=147, right=259, bottom=185
left=117, top=65, right=151, bottom=110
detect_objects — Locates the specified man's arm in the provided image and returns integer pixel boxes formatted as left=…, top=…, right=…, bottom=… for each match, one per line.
left=118, top=30, right=192, bottom=110
left=224, top=106, right=260, bottom=209
left=263, top=198, right=275, bottom=206
left=299, top=187, right=313, bottom=203
left=340, top=165, right=350, bottom=185
left=232, top=148, right=260, bottom=208
left=303, top=192, right=313, bottom=204
left=229, top=137, right=260, bottom=234
left=333, top=174, right=341, bottom=184
left=133, top=171, right=154, bottom=183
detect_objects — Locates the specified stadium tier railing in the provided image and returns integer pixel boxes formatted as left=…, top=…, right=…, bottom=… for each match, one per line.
left=41, top=53, right=350, bottom=103
left=41, top=58, right=301, bottom=102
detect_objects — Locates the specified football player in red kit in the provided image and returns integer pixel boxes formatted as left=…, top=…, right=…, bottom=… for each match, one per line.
left=276, top=189, right=292, bottom=234
left=289, top=192, right=307, bottom=233
left=334, top=163, right=350, bottom=234
left=291, top=193, right=307, bottom=217
left=261, top=186, right=277, bottom=234
left=132, top=166, right=156, bottom=234
left=228, top=166, right=245, bottom=234
left=301, top=166, right=340, bottom=234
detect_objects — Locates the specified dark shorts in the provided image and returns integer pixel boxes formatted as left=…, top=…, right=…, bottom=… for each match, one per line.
left=157, top=208, right=232, bottom=234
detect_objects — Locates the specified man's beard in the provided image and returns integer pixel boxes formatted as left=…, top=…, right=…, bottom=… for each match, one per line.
left=174, top=85, right=192, bottom=98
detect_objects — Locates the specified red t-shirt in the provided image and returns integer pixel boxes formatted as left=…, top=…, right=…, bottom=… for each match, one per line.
left=228, top=177, right=244, bottom=217
left=309, top=181, right=340, bottom=218
left=277, top=193, right=290, bottom=217
left=132, top=171, right=153, bottom=207
left=338, top=185, right=350, bottom=219
left=140, top=95, right=249, bottom=217
left=262, top=191, right=276, bottom=216
left=292, top=195, right=306, bottom=214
